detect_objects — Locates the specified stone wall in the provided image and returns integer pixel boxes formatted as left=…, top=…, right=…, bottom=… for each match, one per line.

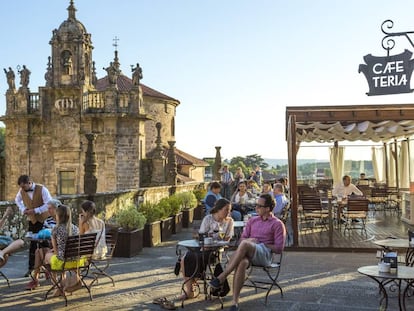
left=0, top=182, right=207, bottom=237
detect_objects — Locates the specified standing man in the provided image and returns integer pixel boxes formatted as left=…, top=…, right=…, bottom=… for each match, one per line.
left=220, top=165, right=234, bottom=200
left=209, top=193, right=286, bottom=311
left=15, top=175, right=52, bottom=277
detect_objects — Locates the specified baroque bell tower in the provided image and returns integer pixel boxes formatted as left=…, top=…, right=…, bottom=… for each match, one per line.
left=48, top=0, right=94, bottom=90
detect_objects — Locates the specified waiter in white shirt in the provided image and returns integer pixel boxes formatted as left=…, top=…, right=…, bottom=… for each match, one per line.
left=15, top=175, right=52, bottom=277
left=332, top=175, right=363, bottom=198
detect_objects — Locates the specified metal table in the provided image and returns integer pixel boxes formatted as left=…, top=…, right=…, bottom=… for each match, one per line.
left=358, top=265, right=414, bottom=311
left=176, top=239, right=229, bottom=308
left=373, top=239, right=414, bottom=266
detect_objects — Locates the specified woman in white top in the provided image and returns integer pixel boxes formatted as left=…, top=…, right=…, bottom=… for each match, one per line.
left=79, top=200, right=107, bottom=260
left=230, top=181, right=254, bottom=217
left=179, top=198, right=234, bottom=301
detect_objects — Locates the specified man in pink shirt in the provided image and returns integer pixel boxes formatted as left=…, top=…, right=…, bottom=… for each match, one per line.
left=209, top=193, right=286, bottom=311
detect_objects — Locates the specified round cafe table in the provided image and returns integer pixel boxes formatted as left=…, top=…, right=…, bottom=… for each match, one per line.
left=176, top=239, right=229, bottom=308
left=373, top=239, right=414, bottom=266
left=358, top=265, right=414, bottom=311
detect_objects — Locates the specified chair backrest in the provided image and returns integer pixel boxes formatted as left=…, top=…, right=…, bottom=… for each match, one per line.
left=371, top=188, right=388, bottom=198
left=279, top=203, right=291, bottom=224
left=358, top=186, right=371, bottom=197
left=64, top=232, right=97, bottom=261
left=300, top=196, right=321, bottom=212
left=347, top=198, right=369, bottom=212
left=104, top=229, right=118, bottom=259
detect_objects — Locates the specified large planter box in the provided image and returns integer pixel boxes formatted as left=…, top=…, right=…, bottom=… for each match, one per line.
left=182, top=209, right=194, bottom=228
left=194, top=203, right=205, bottom=220
left=161, top=217, right=173, bottom=241
left=143, top=221, right=161, bottom=247
left=171, top=212, right=183, bottom=234
left=113, top=228, right=143, bottom=258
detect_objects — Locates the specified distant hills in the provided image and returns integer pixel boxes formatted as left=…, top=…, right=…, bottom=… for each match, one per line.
left=264, top=158, right=329, bottom=168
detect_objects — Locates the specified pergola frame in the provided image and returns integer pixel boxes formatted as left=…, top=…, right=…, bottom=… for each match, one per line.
left=286, top=103, right=414, bottom=247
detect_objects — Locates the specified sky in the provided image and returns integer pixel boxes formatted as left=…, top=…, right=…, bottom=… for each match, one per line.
left=2, top=0, right=414, bottom=161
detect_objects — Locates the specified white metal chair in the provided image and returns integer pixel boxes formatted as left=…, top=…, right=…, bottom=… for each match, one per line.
left=243, top=252, right=283, bottom=305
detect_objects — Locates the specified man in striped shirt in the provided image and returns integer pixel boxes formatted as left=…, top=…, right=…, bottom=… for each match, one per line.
left=220, top=165, right=233, bottom=200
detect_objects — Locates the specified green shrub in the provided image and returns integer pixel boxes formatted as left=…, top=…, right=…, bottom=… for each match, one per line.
left=168, top=194, right=182, bottom=215
left=115, top=204, right=146, bottom=231
left=177, top=191, right=198, bottom=210
left=157, top=197, right=173, bottom=219
left=193, top=188, right=207, bottom=202
left=139, top=202, right=163, bottom=223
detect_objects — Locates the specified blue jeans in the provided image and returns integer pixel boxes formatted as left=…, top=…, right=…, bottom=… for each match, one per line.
left=231, top=210, right=242, bottom=221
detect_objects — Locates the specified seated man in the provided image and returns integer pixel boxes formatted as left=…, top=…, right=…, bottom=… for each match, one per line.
left=272, top=183, right=289, bottom=218
left=332, top=175, right=363, bottom=198
left=203, top=182, right=222, bottom=214
left=357, top=172, right=369, bottom=186
left=209, top=193, right=286, bottom=311
left=204, top=182, right=242, bottom=221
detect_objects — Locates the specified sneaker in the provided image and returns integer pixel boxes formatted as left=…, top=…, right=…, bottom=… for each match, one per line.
left=209, top=278, right=221, bottom=289
left=25, top=279, right=39, bottom=290
left=229, top=304, right=240, bottom=311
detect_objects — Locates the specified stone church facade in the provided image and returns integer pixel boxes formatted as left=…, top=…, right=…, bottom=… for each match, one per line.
left=0, top=1, right=207, bottom=200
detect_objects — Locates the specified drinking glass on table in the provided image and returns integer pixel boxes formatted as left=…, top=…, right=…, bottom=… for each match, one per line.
left=218, top=229, right=226, bottom=241
left=213, top=228, right=219, bottom=243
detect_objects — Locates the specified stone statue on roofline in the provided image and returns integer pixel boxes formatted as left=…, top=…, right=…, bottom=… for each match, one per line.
left=3, top=67, right=16, bottom=90
left=18, top=65, right=31, bottom=88
left=104, top=62, right=118, bottom=86
left=131, top=63, right=143, bottom=86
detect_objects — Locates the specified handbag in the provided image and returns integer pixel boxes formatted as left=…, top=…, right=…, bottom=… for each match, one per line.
left=210, top=263, right=230, bottom=297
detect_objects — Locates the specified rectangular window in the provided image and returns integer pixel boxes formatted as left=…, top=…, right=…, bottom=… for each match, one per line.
left=59, top=171, right=75, bottom=195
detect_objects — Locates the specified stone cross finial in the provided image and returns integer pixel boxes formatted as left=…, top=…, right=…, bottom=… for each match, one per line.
left=113, top=36, right=119, bottom=51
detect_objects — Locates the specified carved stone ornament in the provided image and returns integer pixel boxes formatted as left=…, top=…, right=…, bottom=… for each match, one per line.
left=54, top=98, right=75, bottom=114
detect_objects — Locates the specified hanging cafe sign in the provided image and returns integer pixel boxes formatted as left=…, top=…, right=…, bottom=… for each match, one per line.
left=358, top=20, right=414, bottom=96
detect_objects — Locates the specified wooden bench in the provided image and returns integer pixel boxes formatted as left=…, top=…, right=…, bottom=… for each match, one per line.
left=43, top=232, right=97, bottom=306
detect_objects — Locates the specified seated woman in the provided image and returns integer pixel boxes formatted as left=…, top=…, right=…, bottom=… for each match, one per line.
left=43, top=204, right=81, bottom=296
left=180, top=198, right=234, bottom=301
left=0, top=206, right=25, bottom=265
left=79, top=200, right=107, bottom=260
left=230, top=181, right=254, bottom=217
left=26, top=199, right=61, bottom=290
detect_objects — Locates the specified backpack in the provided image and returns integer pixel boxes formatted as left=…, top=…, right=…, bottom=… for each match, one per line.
left=210, top=263, right=230, bottom=297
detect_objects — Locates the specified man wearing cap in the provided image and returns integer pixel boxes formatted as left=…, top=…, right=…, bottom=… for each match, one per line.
left=209, top=193, right=286, bottom=311
left=15, top=175, right=52, bottom=277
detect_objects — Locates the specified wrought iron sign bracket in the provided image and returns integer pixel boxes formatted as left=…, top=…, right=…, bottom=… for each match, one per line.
left=382, top=19, right=414, bottom=55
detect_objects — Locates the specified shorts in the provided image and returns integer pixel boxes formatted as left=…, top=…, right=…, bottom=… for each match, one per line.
left=50, top=254, right=87, bottom=270
left=251, top=243, right=272, bottom=267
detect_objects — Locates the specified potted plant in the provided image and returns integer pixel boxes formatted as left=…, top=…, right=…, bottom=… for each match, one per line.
left=169, top=194, right=183, bottom=234
left=193, top=187, right=207, bottom=220
left=157, top=198, right=174, bottom=241
left=140, top=202, right=163, bottom=247
left=113, top=204, right=146, bottom=257
left=178, top=192, right=198, bottom=228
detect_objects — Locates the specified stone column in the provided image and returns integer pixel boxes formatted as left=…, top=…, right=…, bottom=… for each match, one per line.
left=213, top=146, right=222, bottom=181
left=151, top=123, right=166, bottom=185
left=84, top=133, right=98, bottom=195
left=167, top=141, right=178, bottom=186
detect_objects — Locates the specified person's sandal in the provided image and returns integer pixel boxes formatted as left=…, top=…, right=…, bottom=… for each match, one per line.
left=161, top=300, right=177, bottom=310
left=152, top=297, right=168, bottom=305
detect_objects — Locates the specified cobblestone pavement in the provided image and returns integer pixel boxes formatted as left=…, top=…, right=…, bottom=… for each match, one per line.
left=0, top=229, right=412, bottom=310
